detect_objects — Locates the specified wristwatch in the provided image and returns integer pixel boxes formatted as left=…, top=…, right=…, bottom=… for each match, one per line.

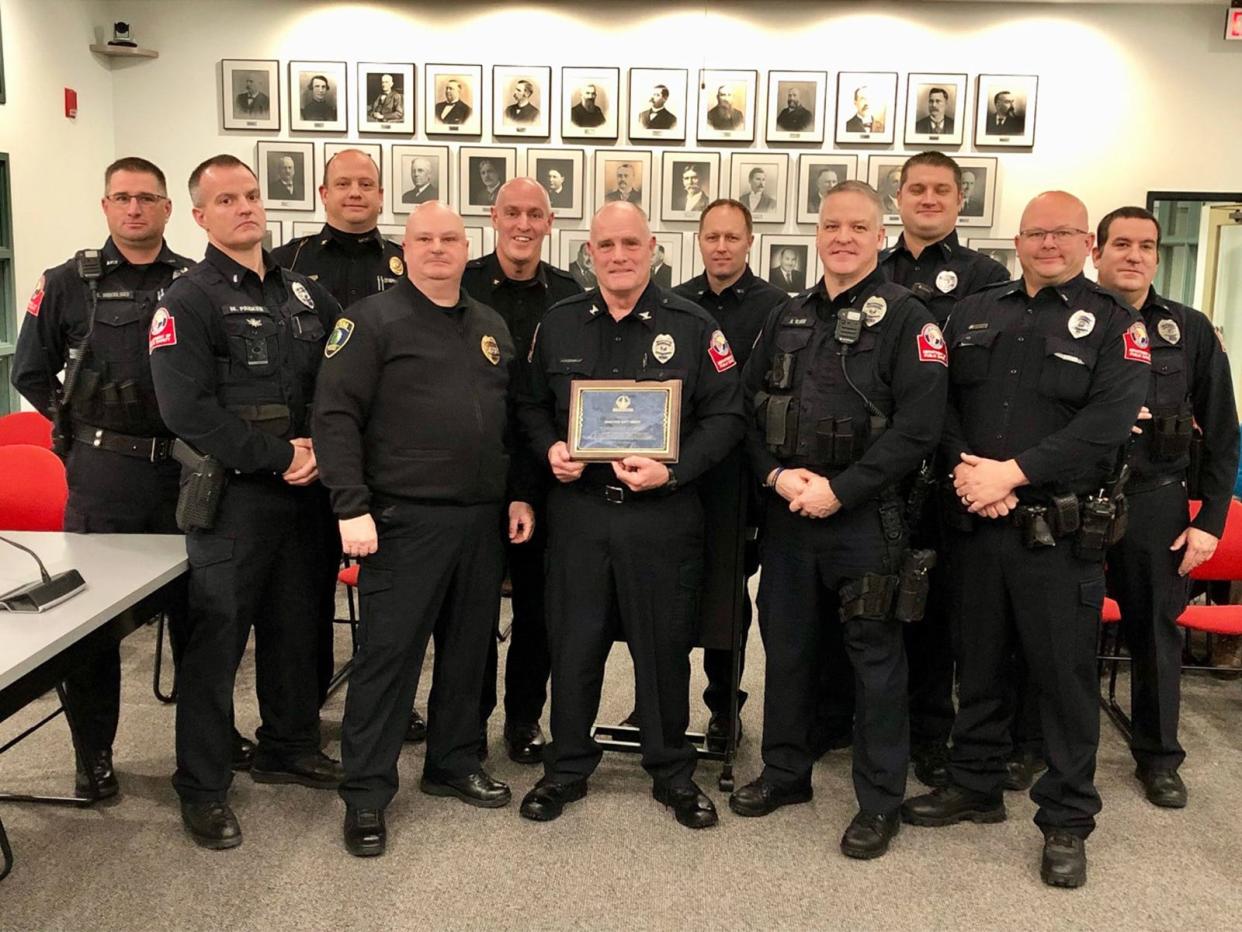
left=664, top=465, right=679, bottom=492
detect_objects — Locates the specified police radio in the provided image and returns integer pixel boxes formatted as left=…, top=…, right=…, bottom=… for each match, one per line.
left=51, top=251, right=106, bottom=456
left=75, top=249, right=104, bottom=283
left=834, top=306, right=863, bottom=345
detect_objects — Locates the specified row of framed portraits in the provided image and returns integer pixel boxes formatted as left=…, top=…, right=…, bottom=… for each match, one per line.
left=223, top=60, right=1039, bottom=149
left=256, top=141, right=1002, bottom=228
left=261, top=220, right=1021, bottom=296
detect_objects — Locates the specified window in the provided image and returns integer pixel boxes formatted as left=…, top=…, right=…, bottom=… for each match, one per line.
left=0, top=152, right=15, bottom=413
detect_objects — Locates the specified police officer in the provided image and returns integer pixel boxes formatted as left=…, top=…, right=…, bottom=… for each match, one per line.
left=1092, top=206, right=1238, bottom=807
left=902, top=192, right=1150, bottom=888
left=270, top=148, right=414, bottom=724
left=313, top=202, right=535, bottom=857
left=729, top=181, right=947, bottom=861
left=150, top=155, right=344, bottom=850
left=517, top=202, right=744, bottom=829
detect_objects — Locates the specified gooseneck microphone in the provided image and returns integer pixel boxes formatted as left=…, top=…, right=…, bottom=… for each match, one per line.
left=0, top=535, right=87, bottom=612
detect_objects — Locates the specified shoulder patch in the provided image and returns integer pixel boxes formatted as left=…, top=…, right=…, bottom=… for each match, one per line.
left=1123, top=320, right=1151, bottom=364
left=917, top=322, right=948, bottom=366
left=26, top=275, right=46, bottom=317
left=324, top=318, right=354, bottom=358
left=708, top=329, right=736, bottom=372
left=148, top=307, right=177, bottom=353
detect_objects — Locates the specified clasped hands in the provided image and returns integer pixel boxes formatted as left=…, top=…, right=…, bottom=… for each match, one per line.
left=548, top=440, right=669, bottom=493
left=952, top=453, right=1025, bottom=519
left=769, top=467, right=841, bottom=519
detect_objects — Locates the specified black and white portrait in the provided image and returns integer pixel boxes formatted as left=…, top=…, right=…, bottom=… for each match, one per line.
left=866, top=158, right=906, bottom=222
left=975, top=74, right=1038, bottom=147
left=968, top=238, right=1019, bottom=277
left=560, top=231, right=597, bottom=290
left=629, top=68, right=687, bottom=141
left=358, top=62, right=414, bottom=134
left=650, top=234, right=685, bottom=289
left=493, top=66, right=551, bottom=138
left=730, top=154, right=789, bottom=224
left=459, top=147, right=516, bottom=216
left=796, top=155, right=857, bottom=224
left=956, top=157, right=1000, bottom=227
left=835, top=71, right=898, bottom=144
left=425, top=64, right=483, bottom=136
left=904, top=73, right=966, bottom=146
left=562, top=67, right=619, bottom=140
left=263, top=220, right=282, bottom=252
left=698, top=69, right=757, bottom=142
left=257, top=141, right=314, bottom=211
left=390, top=145, right=449, bottom=214
left=661, top=152, right=719, bottom=223
left=527, top=147, right=584, bottom=219
left=290, top=60, right=346, bottom=132
left=767, top=71, right=825, bottom=143
left=594, top=150, right=652, bottom=218
left=222, top=59, right=279, bottom=131
left=764, top=242, right=810, bottom=293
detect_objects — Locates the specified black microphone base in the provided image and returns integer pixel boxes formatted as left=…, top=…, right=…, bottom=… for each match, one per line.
left=0, top=570, right=88, bottom=613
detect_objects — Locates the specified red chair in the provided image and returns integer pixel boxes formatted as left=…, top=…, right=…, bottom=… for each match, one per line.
left=0, top=412, right=54, bottom=450
left=0, top=445, right=66, bottom=531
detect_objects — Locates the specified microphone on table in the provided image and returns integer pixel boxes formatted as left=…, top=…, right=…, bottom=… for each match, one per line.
left=0, top=535, right=87, bottom=612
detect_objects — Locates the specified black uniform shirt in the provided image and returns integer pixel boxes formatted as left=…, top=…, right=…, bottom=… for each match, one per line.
left=880, top=229, right=1010, bottom=325
left=149, top=245, right=339, bottom=475
left=942, top=273, right=1149, bottom=496
left=673, top=267, right=788, bottom=370
left=461, top=252, right=582, bottom=365
left=519, top=281, right=745, bottom=488
left=12, top=238, right=193, bottom=416
left=270, top=224, right=404, bottom=311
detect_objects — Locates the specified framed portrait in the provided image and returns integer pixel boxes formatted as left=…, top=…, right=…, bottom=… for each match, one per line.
left=263, top=220, right=283, bottom=252
left=690, top=233, right=761, bottom=279
left=561, top=66, right=620, bottom=140
left=378, top=224, right=405, bottom=248
left=866, top=155, right=910, bottom=225
left=594, top=149, right=652, bottom=220
left=289, top=60, right=346, bottom=132
left=357, top=62, right=414, bottom=135
left=425, top=63, right=483, bottom=136
left=796, top=154, right=859, bottom=225
left=559, top=229, right=597, bottom=290
left=650, top=231, right=688, bottom=290
left=291, top=221, right=321, bottom=239
left=967, top=237, right=1020, bottom=278
left=541, top=229, right=556, bottom=265
left=459, top=146, right=517, bottom=217
left=222, top=59, right=279, bottom=131
left=390, top=144, right=450, bottom=215
left=256, top=140, right=315, bottom=211
left=955, top=156, right=1000, bottom=227
left=904, top=72, right=967, bottom=147
left=492, top=65, right=552, bottom=139
left=628, top=67, right=687, bottom=142
left=660, top=151, right=721, bottom=224
left=526, top=147, right=585, bottom=220
left=465, top=226, right=486, bottom=261
left=324, top=142, right=382, bottom=186
left=760, top=235, right=820, bottom=295
left=766, top=70, right=826, bottom=144
left=730, top=152, right=789, bottom=225
left=975, top=74, right=1038, bottom=147
left=834, top=71, right=898, bottom=145
left=697, top=69, right=757, bottom=143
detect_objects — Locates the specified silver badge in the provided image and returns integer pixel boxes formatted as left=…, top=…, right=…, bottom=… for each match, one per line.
left=935, top=270, right=958, bottom=293
left=1157, top=319, right=1181, bottom=345
left=652, top=333, right=676, bottom=364
left=861, top=296, right=887, bottom=327
left=1067, top=309, right=1096, bottom=339
left=291, top=281, right=314, bottom=309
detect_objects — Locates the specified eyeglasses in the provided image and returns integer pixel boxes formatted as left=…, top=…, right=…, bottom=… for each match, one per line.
left=105, top=193, right=168, bottom=208
left=1018, top=228, right=1088, bottom=243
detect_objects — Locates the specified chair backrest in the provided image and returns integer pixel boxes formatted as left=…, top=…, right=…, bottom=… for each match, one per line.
left=1188, top=498, right=1242, bottom=581
left=0, top=411, right=54, bottom=449
left=0, top=445, right=67, bottom=531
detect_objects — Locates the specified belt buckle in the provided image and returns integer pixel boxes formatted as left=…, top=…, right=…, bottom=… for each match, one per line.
left=149, top=437, right=169, bottom=462
left=604, top=484, right=626, bottom=504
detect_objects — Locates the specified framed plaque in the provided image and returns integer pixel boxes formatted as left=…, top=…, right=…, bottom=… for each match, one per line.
left=568, top=379, right=681, bottom=462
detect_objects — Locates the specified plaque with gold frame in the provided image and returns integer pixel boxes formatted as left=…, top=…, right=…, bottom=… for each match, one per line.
left=567, top=379, right=681, bottom=462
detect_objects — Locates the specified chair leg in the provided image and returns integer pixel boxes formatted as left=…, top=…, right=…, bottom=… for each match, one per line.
left=152, top=613, right=176, bottom=704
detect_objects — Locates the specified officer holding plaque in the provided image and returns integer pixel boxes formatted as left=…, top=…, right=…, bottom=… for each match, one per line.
left=516, top=201, right=745, bottom=829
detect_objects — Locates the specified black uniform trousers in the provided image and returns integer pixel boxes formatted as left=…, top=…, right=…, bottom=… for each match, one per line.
left=758, top=500, right=910, bottom=814
left=60, top=443, right=184, bottom=756
left=543, top=484, right=703, bottom=787
left=903, top=560, right=955, bottom=751
left=315, top=508, right=343, bottom=706
left=948, top=521, right=1105, bottom=838
left=339, top=501, right=504, bottom=810
left=173, top=476, right=327, bottom=803
left=701, top=588, right=751, bottom=716
left=1106, top=482, right=1190, bottom=771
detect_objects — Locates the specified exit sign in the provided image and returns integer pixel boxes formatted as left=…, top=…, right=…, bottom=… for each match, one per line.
left=1228, top=4, right=1242, bottom=41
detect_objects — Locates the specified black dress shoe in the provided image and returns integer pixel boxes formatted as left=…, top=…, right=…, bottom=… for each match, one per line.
left=1004, top=749, right=1048, bottom=791
left=1041, top=831, right=1087, bottom=888
left=251, top=751, right=344, bottom=789
left=519, top=777, right=588, bottom=822
left=901, top=785, right=1006, bottom=827
left=405, top=709, right=427, bottom=744
left=840, top=809, right=901, bottom=860
left=180, top=800, right=242, bottom=850
left=231, top=732, right=256, bottom=772
left=706, top=712, right=742, bottom=749
left=728, top=777, right=813, bottom=817
left=343, top=806, right=386, bottom=857
left=653, top=780, right=718, bottom=829
left=420, top=769, right=511, bottom=808
left=912, top=744, right=951, bottom=789
left=1136, top=767, right=1188, bottom=808
left=74, top=748, right=119, bottom=800
left=504, top=721, right=546, bottom=765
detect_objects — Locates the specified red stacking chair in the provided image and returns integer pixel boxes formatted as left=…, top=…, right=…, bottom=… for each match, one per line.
left=0, top=412, right=54, bottom=450
left=0, top=445, right=67, bottom=531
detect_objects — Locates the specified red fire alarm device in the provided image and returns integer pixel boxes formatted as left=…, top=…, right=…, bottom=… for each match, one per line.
left=1227, top=2, right=1242, bottom=41
left=64, top=88, right=78, bottom=118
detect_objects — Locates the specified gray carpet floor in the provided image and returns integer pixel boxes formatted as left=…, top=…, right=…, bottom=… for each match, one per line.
left=1, top=583, right=1239, bottom=931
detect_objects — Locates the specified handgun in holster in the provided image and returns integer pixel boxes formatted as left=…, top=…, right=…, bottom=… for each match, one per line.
left=1073, top=496, right=1115, bottom=562
left=172, top=439, right=227, bottom=532
left=1015, top=505, right=1057, bottom=549
left=893, top=548, right=937, bottom=623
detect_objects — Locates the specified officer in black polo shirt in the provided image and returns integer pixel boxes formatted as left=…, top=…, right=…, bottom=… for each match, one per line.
left=150, top=155, right=343, bottom=850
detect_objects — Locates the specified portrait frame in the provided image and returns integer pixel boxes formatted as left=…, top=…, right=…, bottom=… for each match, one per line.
left=323, top=142, right=383, bottom=190
left=256, top=140, right=315, bottom=212
left=221, top=58, right=279, bottom=131
left=628, top=67, right=688, bottom=142
left=690, top=232, right=761, bottom=279
left=697, top=68, right=758, bottom=143
left=975, top=74, right=1039, bottom=148
left=425, top=63, right=484, bottom=137
left=459, top=146, right=517, bottom=217
left=594, top=148, right=653, bottom=220
left=263, top=220, right=283, bottom=252
left=561, top=66, right=620, bottom=141
left=729, top=152, right=789, bottom=225
left=796, top=154, right=859, bottom=225
left=649, top=231, right=689, bottom=290
left=464, top=226, right=486, bottom=261
left=357, top=62, right=415, bottom=135
left=954, top=156, right=1000, bottom=228
left=289, top=60, right=347, bottom=133
left=390, top=144, right=451, bottom=216
left=766, top=70, right=826, bottom=144
left=526, top=147, right=585, bottom=220
left=866, top=155, right=912, bottom=226
left=659, top=150, right=721, bottom=224
left=492, top=64, right=552, bottom=139
left=759, top=234, right=820, bottom=295
left=966, top=237, right=1020, bottom=278
left=834, top=71, right=898, bottom=145
left=904, top=72, right=967, bottom=147
left=378, top=224, right=405, bottom=249
left=559, top=229, right=598, bottom=292
left=291, top=221, right=321, bottom=239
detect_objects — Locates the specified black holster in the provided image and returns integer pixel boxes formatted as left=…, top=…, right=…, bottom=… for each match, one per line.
left=172, top=439, right=227, bottom=532
left=893, top=548, right=937, bottom=623
left=1073, top=495, right=1115, bottom=563
left=839, top=573, right=898, bottom=622
left=1150, top=411, right=1194, bottom=461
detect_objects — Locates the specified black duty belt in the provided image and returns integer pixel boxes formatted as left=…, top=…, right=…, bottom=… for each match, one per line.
left=1125, top=474, right=1183, bottom=496
left=572, top=481, right=676, bottom=504
left=73, top=424, right=174, bottom=463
